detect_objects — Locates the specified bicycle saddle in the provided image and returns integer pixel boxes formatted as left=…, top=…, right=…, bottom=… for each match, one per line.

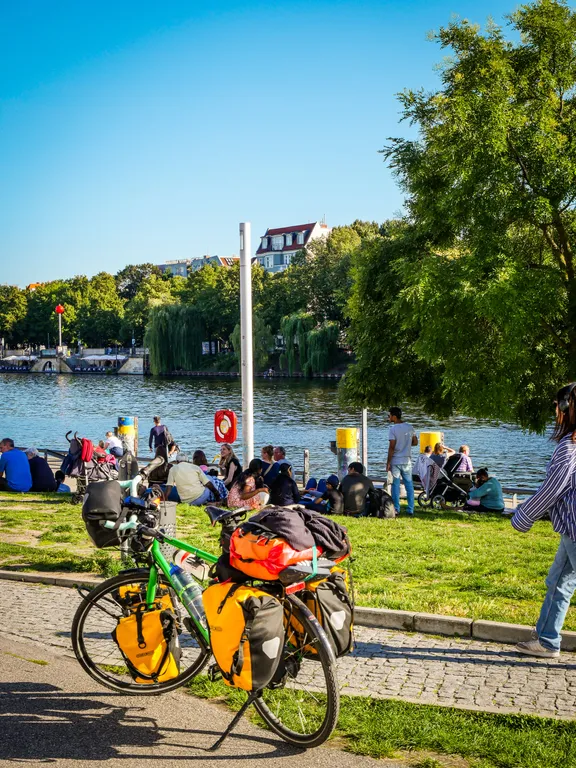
left=205, top=505, right=247, bottom=527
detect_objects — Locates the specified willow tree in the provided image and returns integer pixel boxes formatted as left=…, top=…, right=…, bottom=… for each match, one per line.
left=145, top=304, right=205, bottom=374
left=280, top=313, right=315, bottom=374
left=230, top=315, right=275, bottom=370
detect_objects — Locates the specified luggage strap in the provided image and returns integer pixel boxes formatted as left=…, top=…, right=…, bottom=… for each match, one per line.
left=304, top=545, right=318, bottom=581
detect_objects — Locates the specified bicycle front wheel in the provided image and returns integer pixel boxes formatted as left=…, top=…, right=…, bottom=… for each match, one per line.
left=254, top=594, right=340, bottom=748
left=72, top=569, right=210, bottom=695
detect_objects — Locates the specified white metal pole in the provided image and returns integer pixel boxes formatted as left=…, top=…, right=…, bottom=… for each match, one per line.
left=58, top=314, right=62, bottom=348
left=239, top=222, right=254, bottom=466
left=361, top=408, right=368, bottom=472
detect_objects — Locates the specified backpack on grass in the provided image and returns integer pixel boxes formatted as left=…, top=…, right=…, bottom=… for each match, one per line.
left=202, top=581, right=284, bottom=691
left=365, top=487, right=396, bottom=519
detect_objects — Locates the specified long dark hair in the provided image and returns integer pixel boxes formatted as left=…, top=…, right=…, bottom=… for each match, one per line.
left=552, top=383, right=576, bottom=443
left=233, top=458, right=263, bottom=490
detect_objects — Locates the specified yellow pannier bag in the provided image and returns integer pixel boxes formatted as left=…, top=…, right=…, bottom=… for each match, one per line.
left=112, top=604, right=181, bottom=684
left=285, top=567, right=354, bottom=658
left=202, top=581, right=284, bottom=691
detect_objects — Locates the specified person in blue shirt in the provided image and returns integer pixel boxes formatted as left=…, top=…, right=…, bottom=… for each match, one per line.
left=0, top=438, right=32, bottom=492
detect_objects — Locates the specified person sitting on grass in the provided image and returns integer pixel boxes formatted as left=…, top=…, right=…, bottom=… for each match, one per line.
left=340, top=462, right=374, bottom=516
left=301, top=474, right=344, bottom=515
left=269, top=463, right=300, bottom=507
left=464, top=468, right=504, bottom=513
left=25, top=447, right=57, bottom=492
left=164, top=452, right=221, bottom=506
left=0, top=438, right=32, bottom=492
left=54, top=470, right=71, bottom=493
left=227, top=459, right=270, bottom=510
left=192, top=450, right=228, bottom=503
left=219, top=443, right=242, bottom=490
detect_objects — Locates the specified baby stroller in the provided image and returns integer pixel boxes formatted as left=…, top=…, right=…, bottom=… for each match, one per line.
left=417, top=452, right=472, bottom=510
left=61, top=431, right=118, bottom=503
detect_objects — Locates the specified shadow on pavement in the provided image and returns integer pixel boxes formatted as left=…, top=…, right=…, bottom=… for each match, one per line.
left=0, top=681, right=301, bottom=761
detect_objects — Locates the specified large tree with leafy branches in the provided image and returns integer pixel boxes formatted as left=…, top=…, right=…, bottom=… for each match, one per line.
left=345, top=0, right=576, bottom=431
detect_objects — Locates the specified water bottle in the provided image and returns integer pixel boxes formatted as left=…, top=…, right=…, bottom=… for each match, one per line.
left=169, top=564, right=206, bottom=629
left=173, top=549, right=208, bottom=580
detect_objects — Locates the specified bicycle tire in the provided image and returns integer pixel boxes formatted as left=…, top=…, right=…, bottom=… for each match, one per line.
left=253, top=594, right=339, bottom=748
left=71, top=569, right=210, bottom=695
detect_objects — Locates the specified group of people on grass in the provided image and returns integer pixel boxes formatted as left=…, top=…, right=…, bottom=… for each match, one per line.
left=0, top=439, right=69, bottom=493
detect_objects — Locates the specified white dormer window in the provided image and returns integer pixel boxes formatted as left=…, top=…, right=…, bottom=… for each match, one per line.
left=285, top=233, right=293, bottom=247
left=272, top=235, right=284, bottom=251
left=261, top=237, right=268, bottom=249
left=297, top=231, right=305, bottom=245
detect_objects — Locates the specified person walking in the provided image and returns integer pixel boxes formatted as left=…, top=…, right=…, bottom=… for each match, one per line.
left=149, top=416, right=172, bottom=453
left=512, top=382, right=576, bottom=658
left=387, top=407, right=418, bottom=516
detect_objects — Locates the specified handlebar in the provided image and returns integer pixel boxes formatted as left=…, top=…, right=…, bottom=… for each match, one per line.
left=118, top=474, right=143, bottom=498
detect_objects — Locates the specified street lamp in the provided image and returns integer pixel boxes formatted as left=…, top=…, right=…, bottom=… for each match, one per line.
left=55, top=304, right=65, bottom=351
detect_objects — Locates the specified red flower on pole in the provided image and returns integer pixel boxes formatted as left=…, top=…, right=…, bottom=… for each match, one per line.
left=55, top=304, right=65, bottom=314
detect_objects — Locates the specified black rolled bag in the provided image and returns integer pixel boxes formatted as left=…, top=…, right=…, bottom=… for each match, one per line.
left=82, top=480, right=126, bottom=548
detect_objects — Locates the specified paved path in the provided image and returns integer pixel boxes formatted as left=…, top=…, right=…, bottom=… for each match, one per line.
left=3, top=581, right=576, bottom=719
left=0, top=634, right=385, bottom=767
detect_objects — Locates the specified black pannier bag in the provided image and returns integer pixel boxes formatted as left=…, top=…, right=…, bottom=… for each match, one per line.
left=82, top=480, right=125, bottom=548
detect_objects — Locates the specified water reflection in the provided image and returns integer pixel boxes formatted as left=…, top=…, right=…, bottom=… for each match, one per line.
left=0, top=374, right=553, bottom=489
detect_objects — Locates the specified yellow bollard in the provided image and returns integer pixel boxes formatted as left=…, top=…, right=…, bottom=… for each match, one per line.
left=419, top=431, right=443, bottom=454
left=336, top=427, right=359, bottom=480
left=118, top=416, right=138, bottom=456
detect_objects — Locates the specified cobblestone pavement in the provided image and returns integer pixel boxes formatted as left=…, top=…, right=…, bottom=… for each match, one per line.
left=3, top=581, right=575, bottom=719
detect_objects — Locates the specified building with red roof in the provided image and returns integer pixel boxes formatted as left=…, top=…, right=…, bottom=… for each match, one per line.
left=255, top=221, right=331, bottom=273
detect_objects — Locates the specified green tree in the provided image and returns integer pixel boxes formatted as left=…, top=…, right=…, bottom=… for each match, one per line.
left=145, top=304, right=205, bottom=374
left=230, top=315, right=275, bottom=370
left=340, top=223, right=453, bottom=414
left=345, top=0, right=576, bottom=430
left=115, top=263, right=163, bottom=301
left=121, top=274, right=183, bottom=344
left=182, top=262, right=266, bottom=347
left=78, top=272, right=125, bottom=346
left=0, top=285, right=27, bottom=344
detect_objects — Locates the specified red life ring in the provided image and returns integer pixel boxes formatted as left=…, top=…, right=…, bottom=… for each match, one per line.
left=214, top=410, right=238, bottom=443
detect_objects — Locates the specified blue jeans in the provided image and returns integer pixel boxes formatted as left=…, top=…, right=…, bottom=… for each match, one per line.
left=536, top=535, right=576, bottom=651
left=185, top=487, right=213, bottom=507
left=391, top=462, right=414, bottom=514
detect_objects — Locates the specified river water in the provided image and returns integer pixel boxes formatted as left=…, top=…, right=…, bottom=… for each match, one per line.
left=0, top=373, right=554, bottom=490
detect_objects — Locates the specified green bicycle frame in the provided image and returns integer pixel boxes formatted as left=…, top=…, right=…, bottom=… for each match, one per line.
left=143, top=534, right=219, bottom=644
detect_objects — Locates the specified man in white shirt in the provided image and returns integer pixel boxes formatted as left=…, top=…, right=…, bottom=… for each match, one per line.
left=104, top=431, right=123, bottom=458
left=165, top=453, right=221, bottom=506
left=387, top=407, right=418, bottom=516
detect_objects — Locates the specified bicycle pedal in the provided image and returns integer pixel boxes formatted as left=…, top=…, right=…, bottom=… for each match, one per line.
left=208, top=663, right=222, bottom=682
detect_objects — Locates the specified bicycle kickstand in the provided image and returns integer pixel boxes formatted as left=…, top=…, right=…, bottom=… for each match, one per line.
left=208, top=691, right=259, bottom=751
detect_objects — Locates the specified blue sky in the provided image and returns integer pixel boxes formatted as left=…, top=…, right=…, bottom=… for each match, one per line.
left=1, top=0, right=515, bottom=287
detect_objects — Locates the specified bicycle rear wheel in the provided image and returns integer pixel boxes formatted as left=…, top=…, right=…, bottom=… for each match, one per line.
left=254, top=594, right=339, bottom=748
left=72, top=569, right=210, bottom=695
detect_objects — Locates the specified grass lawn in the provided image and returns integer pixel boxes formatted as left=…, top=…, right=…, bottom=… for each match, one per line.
left=187, top=676, right=576, bottom=768
left=0, top=491, right=572, bottom=630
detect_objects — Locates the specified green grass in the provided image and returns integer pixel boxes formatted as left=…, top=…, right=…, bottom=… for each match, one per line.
left=186, top=676, right=576, bottom=768
left=0, top=491, right=573, bottom=630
